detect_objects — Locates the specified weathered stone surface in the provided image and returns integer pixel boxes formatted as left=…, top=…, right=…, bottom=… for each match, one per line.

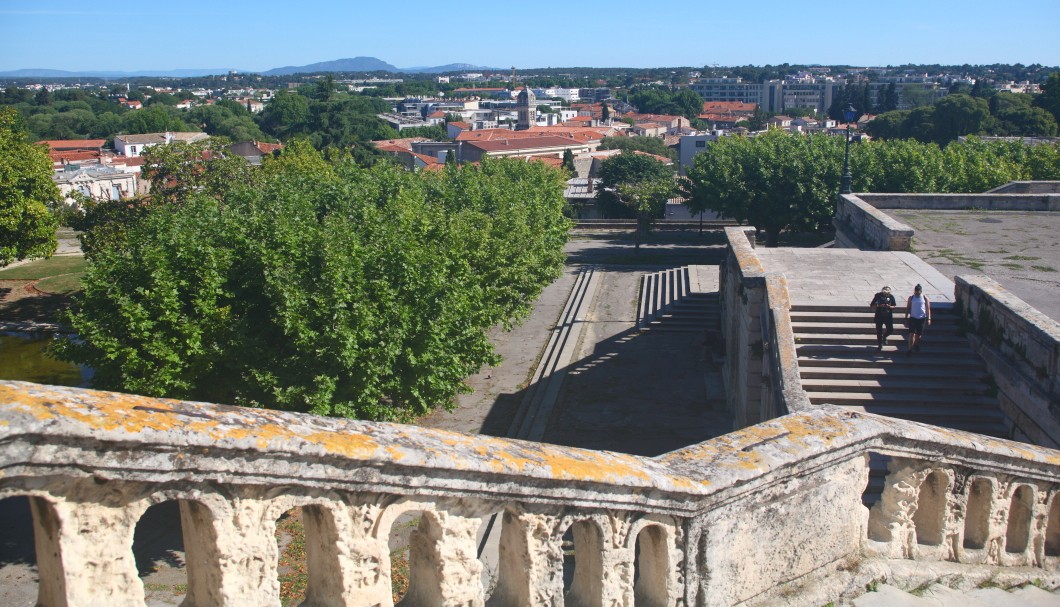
left=4, top=381, right=1060, bottom=606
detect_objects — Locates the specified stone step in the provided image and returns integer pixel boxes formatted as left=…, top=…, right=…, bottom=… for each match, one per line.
left=796, top=343, right=980, bottom=358
left=790, top=310, right=961, bottom=323
left=791, top=321, right=963, bottom=334
left=797, top=355, right=985, bottom=369
left=799, top=366, right=989, bottom=381
left=792, top=302, right=957, bottom=314
left=800, top=378, right=992, bottom=395
left=795, top=333, right=969, bottom=345
left=806, top=391, right=1003, bottom=408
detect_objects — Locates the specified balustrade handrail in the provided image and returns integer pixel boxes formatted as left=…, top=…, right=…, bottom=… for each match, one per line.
left=3, top=381, right=1059, bottom=515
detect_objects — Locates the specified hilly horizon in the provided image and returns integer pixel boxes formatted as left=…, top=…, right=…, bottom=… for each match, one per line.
left=0, top=56, right=500, bottom=79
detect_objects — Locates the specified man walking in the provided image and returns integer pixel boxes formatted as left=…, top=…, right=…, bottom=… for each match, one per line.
left=869, top=286, right=896, bottom=351
left=906, top=284, right=931, bottom=354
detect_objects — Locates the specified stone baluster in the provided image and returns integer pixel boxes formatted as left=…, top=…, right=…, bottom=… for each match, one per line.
left=33, top=494, right=145, bottom=607
left=488, top=508, right=565, bottom=607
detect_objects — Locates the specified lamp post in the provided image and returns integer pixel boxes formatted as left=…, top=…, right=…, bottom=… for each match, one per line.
left=840, top=104, right=857, bottom=196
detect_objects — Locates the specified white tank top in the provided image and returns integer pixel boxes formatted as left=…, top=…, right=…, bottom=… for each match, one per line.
left=910, top=295, right=928, bottom=319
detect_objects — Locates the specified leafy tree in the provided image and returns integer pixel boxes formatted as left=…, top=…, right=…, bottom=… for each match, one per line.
left=257, top=90, right=311, bottom=139
left=601, top=102, right=610, bottom=122
left=684, top=130, right=840, bottom=246
left=0, top=108, right=60, bottom=266
left=141, top=138, right=257, bottom=205
left=1033, top=72, right=1060, bottom=125
left=55, top=158, right=570, bottom=421
left=124, top=104, right=195, bottom=134
left=598, top=135, right=677, bottom=160
left=597, top=151, right=675, bottom=246
left=188, top=104, right=269, bottom=142
left=930, top=94, right=993, bottom=144
left=562, top=148, right=576, bottom=174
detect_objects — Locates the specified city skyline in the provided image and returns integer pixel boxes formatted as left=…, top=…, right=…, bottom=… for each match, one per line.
left=1, top=0, right=1059, bottom=74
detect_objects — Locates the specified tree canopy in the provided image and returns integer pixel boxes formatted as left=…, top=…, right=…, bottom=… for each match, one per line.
left=598, top=135, right=677, bottom=160
left=684, top=131, right=1060, bottom=246
left=596, top=151, right=676, bottom=245
left=684, top=130, right=839, bottom=246
left=0, top=107, right=59, bottom=266
left=55, top=151, right=571, bottom=421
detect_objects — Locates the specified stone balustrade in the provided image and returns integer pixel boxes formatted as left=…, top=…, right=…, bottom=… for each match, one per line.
left=955, top=275, right=1060, bottom=449
left=4, top=381, right=1060, bottom=607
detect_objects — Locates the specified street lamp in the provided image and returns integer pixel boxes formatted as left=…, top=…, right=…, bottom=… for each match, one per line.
left=840, top=104, right=857, bottom=196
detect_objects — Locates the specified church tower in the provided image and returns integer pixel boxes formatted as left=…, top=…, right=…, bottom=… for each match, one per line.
left=516, top=85, right=536, bottom=131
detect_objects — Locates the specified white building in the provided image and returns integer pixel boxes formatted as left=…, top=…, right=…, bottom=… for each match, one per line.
left=113, top=132, right=209, bottom=157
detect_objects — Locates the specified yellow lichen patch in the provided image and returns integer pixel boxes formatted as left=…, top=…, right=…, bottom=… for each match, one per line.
left=299, top=431, right=380, bottom=460
left=537, top=451, right=655, bottom=484
left=386, top=445, right=407, bottom=462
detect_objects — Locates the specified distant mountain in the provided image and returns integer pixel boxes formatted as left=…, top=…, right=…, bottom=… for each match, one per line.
left=0, top=57, right=501, bottom=80
left=404, top=63, right=499, bottom=74
left=0, top=68, right=238, bottom=78
left=263, top=57, right=400, bottom=76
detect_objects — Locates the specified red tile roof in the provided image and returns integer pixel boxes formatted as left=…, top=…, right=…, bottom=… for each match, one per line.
left=464, top=136, right=586, bottom=153
left=702, top=101, right=756, bottom=114
left=38, top=139, right=107, bottom=151
left=49, top=150, right=101, bottom=164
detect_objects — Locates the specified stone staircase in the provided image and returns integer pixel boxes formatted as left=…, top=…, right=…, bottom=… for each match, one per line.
left=638, top=266, right=719, bottom=332
left=850, top=583, right=1060, bottom=606
left=792, top=303, right=1009, bottom=438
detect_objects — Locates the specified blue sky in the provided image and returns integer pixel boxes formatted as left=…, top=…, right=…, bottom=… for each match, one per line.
left=1, top=0, right=1058, bottom=72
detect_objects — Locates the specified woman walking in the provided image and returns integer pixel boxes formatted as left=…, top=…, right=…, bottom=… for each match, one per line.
left=905, top=284, right=931, bottom=355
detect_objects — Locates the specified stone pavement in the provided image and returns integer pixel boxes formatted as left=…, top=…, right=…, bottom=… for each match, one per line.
left=755, top=248, right=956, bottom=306
left=889, top=209, right=1060, bottom=323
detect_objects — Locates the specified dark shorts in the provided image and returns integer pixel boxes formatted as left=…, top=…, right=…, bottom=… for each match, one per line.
left=909, top=317, right=926, bottom=335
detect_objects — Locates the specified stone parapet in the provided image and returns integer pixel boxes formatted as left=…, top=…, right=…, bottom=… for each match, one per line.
left=833, top=194, right=915, bottom=251
left=955, top=275, right=1060, bottom=448
left=860, top=192, right=1060, bottom=210
left=3, top=382, right=1060, bottom=606
left=720, top=228, right=809, bottom=426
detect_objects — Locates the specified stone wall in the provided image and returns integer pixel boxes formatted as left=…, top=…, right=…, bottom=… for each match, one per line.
left=833, top=192, right=1060, bottom=252
left=832, top=194, right=915, bottom=251
left=987, top=181, right=1060, bottom=194
left=955, top=275, right=1060, bottom=449
left=4, top=382, right=1060, bottom=606
left=858, top=192, right=1060, bottom=211
left=720, top=228, right=810, bottom=428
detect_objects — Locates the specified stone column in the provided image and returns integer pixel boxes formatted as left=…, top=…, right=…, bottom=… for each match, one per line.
left=39, top=498, right=144, bottom=607
left=401, top=509, right=484, bottom=607
left=488, top=510, right=564, bottom=607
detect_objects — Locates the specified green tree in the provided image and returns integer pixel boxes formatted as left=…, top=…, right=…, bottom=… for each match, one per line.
left=601, top=102, right=610, bottom=122
left=598, top=135, right=677, bottom=160
left=257, top=90, right=311, bottom=139
left=55, top=158, right=570, bottom=421
left=562, top=148, right=576, bottom=174
left=930, top=94, right=992, bottom=144
left=597, top=151, right=675, bottom=246
left=124, top=104, right=195, bottom=134
left=1033, top=72, right=1060, bottom=125
left=141, top=138, right=257, bottom=205
left=0, top=108, right=60, bottom=266
left=684, top=130, right=839, bottom=246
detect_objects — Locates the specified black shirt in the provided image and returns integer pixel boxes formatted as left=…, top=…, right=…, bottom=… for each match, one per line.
left=870, top=292, right=896, bottom=318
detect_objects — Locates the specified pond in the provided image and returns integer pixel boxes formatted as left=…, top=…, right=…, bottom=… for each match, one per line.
left=0, top=333, right=91, bottom=387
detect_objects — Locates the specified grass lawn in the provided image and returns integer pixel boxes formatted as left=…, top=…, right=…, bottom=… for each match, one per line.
left=0, top=256, right=86, bottom=280
left=0, top=256, right=86, bottom=294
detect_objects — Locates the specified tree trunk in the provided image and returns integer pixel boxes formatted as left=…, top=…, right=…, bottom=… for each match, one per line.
left=765, top=226, right=781, bottom=247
